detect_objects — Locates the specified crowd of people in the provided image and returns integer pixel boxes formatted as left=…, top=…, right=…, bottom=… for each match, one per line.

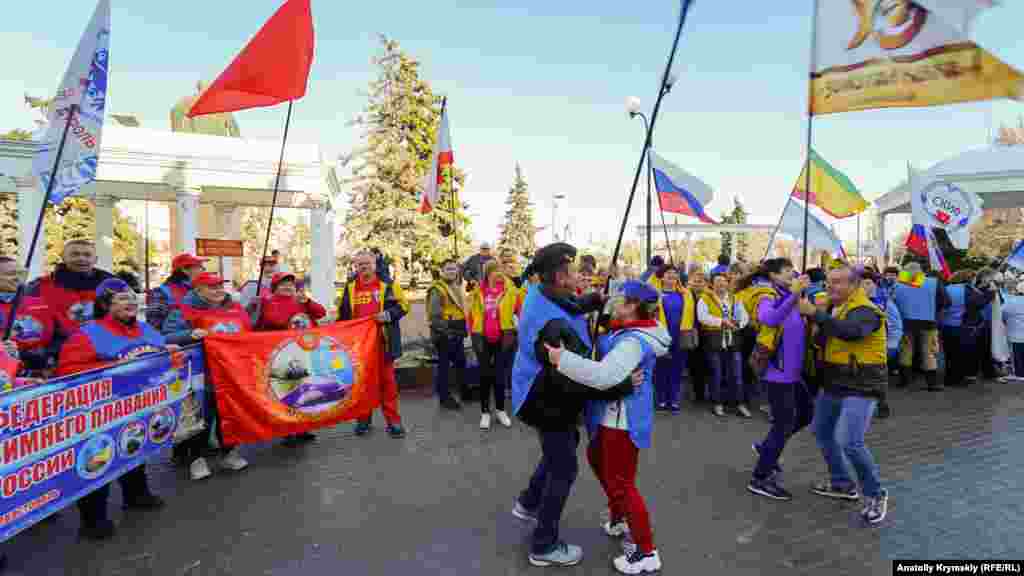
left=0, top=236, right=1022, bottom=573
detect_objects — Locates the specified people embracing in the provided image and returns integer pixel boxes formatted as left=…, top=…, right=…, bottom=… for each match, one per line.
left=468, top=260, right=516, bottom=430
left=800, top=264, right=889, bottom=525
left=161, top=272, right=252, bottom=480
left=742, top=259, right=814, bottom=501
left=544, top=280, right=669, bottom=574
left=510, top=243, right=631, bottom=568
left=697, top=270, right=753, bottom=418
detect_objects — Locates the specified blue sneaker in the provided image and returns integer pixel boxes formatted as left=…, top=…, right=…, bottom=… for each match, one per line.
left=354, top=421, right=371, bottom=436
left=811, top=480, right=859, bottom=501
left=529, top=542, right=583, bottom=567
left=862, top=489, right=889, bottom=525
left=670, top=404, right=681, bottom=415
left=386, top=424, right=405, bottom=439
left=747, top=477, right=792, bottom=501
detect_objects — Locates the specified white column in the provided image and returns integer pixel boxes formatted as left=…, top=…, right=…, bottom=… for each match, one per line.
left=94, top=194, right=116, bottom=272
left=215, top=204, right=239, bottom=282
left=877, top=212, right=887, bottom=266
left=309, top=201, right=334, bottom=311
left=15, top=176, right=45, bottom=280
left=174, top=186, right=201, bottom=255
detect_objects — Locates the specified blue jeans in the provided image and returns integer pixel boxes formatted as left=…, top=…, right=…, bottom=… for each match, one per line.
left=519, top=429, right=580, bottom=555
left=706, top=349, right=743, bottom=404
left=753, top=379, right=814, bottom=480
left=812, top=391, right=883, bottom=498
left=655, top=350, right=687, bottom=407
left=433, top=334, right=466, bottom=402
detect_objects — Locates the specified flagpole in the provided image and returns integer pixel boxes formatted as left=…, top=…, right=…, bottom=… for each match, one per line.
left=856, top=213, right=861, bottom=264
left=801, top=0, right=820, bottom=272
left=608, top=0, right=693, bottom=287
left=4, top=105, right=78, bottom=340
left=256, top=100, right=294, bottom=297
left=763, top=198, right=788, bottom=260
left=443, top=97, right=458, bottom=260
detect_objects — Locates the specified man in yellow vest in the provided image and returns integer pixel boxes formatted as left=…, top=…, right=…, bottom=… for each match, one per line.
left=798, top=265, right=889, bottom=525
left=428, top=259, right=468, bottom=410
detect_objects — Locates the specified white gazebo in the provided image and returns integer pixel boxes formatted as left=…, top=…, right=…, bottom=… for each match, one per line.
left=873, top=145, right=1024, bottom=263
left=0, top=124, right=341, bottom=308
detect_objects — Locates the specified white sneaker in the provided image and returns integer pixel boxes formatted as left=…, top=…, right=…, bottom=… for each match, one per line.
left=480, top=413, right=491, bottom=430
left=189, top=457, right=212, bottom=481
left=613, top=549, right=662, bottom=574
left=737, top=405, right=752, bottom=418
left=221, top=448, right=248, bottom=471
left=495, top=410, right=512, bottom=427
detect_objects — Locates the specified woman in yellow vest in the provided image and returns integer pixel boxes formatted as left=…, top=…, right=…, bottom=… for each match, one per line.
left=697, top=271, right=751, bottom=418
left=655, top=266, right=695, bottom=414
left=427, top=259, right=468, bottom=410
left=468, top=260, right=517, bottom=430
left=799, top=265, right=889, bottom=525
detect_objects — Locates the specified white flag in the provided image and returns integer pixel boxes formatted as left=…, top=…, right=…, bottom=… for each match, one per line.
left=33, top=0, right=110, bottom=205
left=775, top=198, right=843, bottom=255
left=909, top=165, right=984, bottom=249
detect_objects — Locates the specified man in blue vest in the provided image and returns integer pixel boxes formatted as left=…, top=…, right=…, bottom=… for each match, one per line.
left=510, top=243, right=636, bottom=567
left=891, top=262, right=948, bottom=390
left=57, top=278, right=168, bottom=540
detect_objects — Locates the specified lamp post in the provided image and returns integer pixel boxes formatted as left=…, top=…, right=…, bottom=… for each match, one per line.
left=552, top=193, right=566, bottom=242
left=627, top=80, right=677, bottom=267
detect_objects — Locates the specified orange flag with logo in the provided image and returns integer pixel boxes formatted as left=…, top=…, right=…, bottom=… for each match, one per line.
left=203, top=317, right=382, bottom=445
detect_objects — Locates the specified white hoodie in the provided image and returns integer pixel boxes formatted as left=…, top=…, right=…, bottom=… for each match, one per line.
left=556, top=324, right=671, bottom=430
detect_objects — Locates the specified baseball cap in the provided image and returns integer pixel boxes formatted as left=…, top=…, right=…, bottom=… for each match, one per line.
left=271, top=272, right=296, bottom=291
left=621, top=280, right=659, bottom=303
left=95, top=278, right=132, bottom=300
left=171, top=253, right=207, bottom=271
left=193, top=272, right=225, bottom=287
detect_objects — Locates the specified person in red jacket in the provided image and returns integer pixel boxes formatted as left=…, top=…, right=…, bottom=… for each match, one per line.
left=162, top=272, right=252, bottom=480
left=0, top=257, right=57, bottom=378
left=146, top=252, right=207, bottom=329
left=57, top=278, right=167, bottom=541
left=256, top=272, right=327, bottom=331
left=25, top=239, right=116, bottom=347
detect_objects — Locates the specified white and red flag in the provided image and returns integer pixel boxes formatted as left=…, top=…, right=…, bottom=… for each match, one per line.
left=420, top=100, right=453, bottom=214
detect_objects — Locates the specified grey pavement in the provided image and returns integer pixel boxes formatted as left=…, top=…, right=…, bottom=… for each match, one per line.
left=11, top=377, right=1024, bottom=575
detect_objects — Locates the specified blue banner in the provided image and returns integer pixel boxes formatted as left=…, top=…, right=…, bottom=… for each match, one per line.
left=0, top=345, right=205, bottom=542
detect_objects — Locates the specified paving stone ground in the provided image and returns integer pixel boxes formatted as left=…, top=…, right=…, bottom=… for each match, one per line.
left=12, top=377, right=1024, bottom=576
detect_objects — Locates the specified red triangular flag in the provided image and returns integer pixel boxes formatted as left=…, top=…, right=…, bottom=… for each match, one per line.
left=187, top=0, right=314, bottom=117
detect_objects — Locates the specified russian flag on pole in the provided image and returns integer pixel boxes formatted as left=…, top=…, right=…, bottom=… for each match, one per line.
left=420, top=101, right=453, bottom=214
left=907, top=224, right=951, bottom=280
left=649, top=150, right=717, bottom=224
left=33, top=0, right=110, bottom=205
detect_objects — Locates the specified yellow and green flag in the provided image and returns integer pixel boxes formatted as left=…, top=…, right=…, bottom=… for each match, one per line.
left=791, top=149, right=867, bottom=219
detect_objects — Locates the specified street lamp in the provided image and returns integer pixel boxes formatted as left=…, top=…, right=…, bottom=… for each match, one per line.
left=552, top=193, right=566, bottom=241
left=627, top=97, right=652, bottom=264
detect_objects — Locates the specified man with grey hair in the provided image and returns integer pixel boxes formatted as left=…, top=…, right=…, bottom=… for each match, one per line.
left=462, top=242, right=494, bottom=288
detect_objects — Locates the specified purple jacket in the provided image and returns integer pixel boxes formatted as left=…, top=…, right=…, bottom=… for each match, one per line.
left=756, top=283, right=806, bottom=384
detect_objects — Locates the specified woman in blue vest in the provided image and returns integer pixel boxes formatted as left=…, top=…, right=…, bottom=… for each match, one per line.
left=544, top=280, right=670, bottom=575
left=56, top=278, right=169, bottom=541
left=940, top=271, right=975, bottom=387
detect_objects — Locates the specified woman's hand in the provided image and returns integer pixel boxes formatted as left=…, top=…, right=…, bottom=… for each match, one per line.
left=543, top=341, right=564, bottom=366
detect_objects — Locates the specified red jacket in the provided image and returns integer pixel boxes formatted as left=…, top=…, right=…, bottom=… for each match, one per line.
left=180, top=301, right=252, bottom=335
left=256, top=294, right=326, bottom=331
left=27, top=267, right=116, bottom=337
left=0, top=296, right=55, bottom=353
left=56, top=316, right=165, bottom=377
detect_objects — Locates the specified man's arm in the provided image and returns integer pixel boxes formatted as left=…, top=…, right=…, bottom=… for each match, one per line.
left=555, top=338, right=644, bottom=390
left=812, top=307, right=880, bottom=342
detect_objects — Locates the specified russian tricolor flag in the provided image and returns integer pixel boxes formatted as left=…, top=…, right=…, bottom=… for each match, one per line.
left=420, top=100, right=453, bottom=214
left=649, top=150, right=717, bottom=224
left=906, top=224, right=951, bottom=280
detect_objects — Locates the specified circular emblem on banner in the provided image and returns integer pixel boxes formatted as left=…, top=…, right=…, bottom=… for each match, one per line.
left=148, top=408, right=176, bottom=444
left=119, top=420, right=146, bottom=458
left=920, top=181, right=975, bottom=231
left=289, top=313, right=313, bottom=330
left=68, top=301, right=95, bottom=324
left=268, top=336, right=355, bottom=415
left=78, top=434, right=115, bottom=480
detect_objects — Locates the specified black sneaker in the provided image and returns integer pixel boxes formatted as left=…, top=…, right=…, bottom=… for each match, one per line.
left=354, top=421, right=371, bottom=436
left=747, top=477, right=792, bottom=501
left=810, top=481, right=859, bottom=501
left=877, top=403, right=891, bottom=419
left=440, top=397, right=462, bottom=411
left=79, top=518, right=116, bottom=541
left=122, top=493, right=165, bottom=511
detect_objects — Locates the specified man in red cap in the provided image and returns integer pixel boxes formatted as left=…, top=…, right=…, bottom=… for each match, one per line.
left=256, top=272, right=327, bottom=331
left=57, top=278, right=168, bottom=540
left=338, top=249, right=409, bottom=438
left=162, top=272, right=252, bottom=480
left=147, top=253, right=207, bottom=330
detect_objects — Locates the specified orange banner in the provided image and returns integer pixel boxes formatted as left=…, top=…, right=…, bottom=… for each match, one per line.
left=203, top=318, right=381, bottom=445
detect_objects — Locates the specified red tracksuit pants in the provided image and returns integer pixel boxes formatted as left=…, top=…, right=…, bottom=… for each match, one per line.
left=587, top=426, right=655, bottom=554
left=360, top=349, right=402, bottom=425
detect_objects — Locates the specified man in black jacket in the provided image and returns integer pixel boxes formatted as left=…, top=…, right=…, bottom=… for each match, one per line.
left=509, top=243, right=634, bottom=567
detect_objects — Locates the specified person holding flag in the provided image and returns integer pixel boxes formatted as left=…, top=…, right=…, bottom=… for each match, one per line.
left=0, top=257, right=56, bottom=378
left=891, top=262, right=948, bottom=390
left=56, top=278, right=168, bottom=540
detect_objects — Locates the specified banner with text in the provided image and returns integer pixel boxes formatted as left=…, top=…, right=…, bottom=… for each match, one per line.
left=203, top=318, right=382, bottom=445
left=0, top=345, right=205, bottom=542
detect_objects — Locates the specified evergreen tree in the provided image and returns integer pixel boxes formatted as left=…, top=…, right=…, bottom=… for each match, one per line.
left=342, top=35, right=471, bottom=277
left=719, top=198, right=748, bottom=261
left=39, top=198, right=141, bottom=272
left=498, top=163, right=537, bottom=259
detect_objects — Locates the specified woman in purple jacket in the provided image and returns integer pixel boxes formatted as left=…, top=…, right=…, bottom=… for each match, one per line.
left=743, top=258, right=813, bottom=501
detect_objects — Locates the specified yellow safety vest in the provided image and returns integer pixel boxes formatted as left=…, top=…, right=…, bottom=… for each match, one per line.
left=698, top=290, right=735, bottom=332
left=824, top=288, right=887, bottom=368
left=429, top=281, right=466, bottom=321
left=468, top=276, right=517, bottom=335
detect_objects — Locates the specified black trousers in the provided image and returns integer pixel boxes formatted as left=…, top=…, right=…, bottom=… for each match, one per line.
left=472, top=336, right=508, bottom=413
left=77, top=465, right=150, bottom=526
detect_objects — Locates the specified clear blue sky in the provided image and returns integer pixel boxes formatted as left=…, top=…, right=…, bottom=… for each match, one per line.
left=2, top=0, right=1022, bottom=246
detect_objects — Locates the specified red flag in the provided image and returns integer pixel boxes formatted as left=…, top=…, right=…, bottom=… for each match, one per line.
left=187, top=0, right=314, bottom=117
left=420, top=102, right=454, bottom=214
left=203, top=318, right=382, bottom=444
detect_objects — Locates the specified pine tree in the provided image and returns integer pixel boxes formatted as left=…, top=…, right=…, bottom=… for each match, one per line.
left=498, top=163, right=537, bottom=259
left=719, top=198, right=748, bottom=261
left=342, top=35, right=471, bottom=277
left=38, top=198, right=141, bottom=272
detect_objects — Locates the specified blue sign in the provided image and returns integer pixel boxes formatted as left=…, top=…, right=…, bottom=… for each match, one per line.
left=0, top=345, right=205, bottom=542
